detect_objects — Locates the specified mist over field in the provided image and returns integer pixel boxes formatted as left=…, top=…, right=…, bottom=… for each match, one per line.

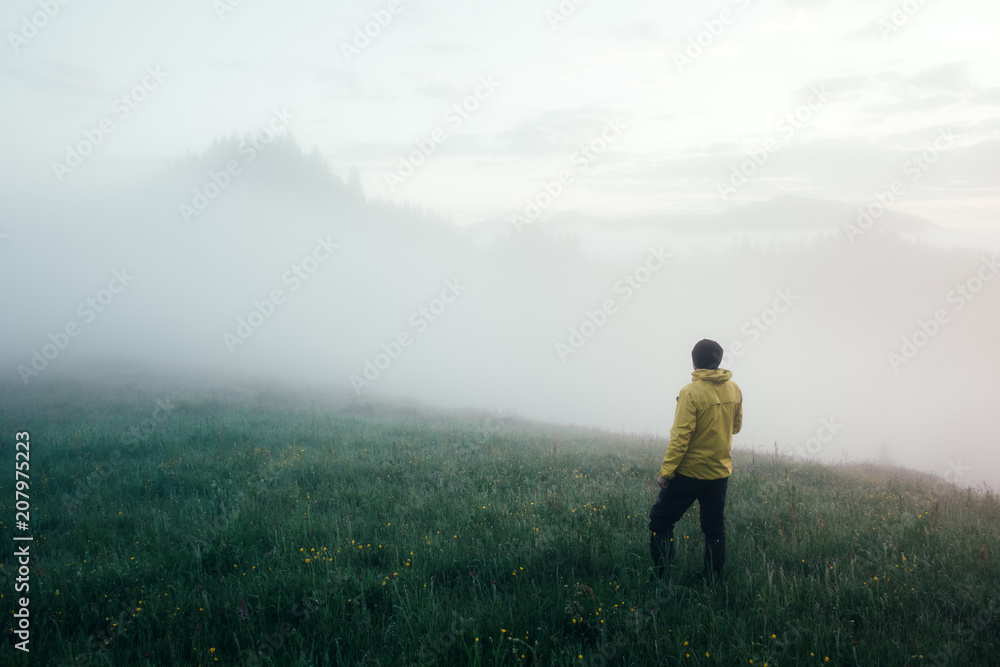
left=4, top=3, right=1000, bottom=666
left=3, top=0, right=1000, bottom=492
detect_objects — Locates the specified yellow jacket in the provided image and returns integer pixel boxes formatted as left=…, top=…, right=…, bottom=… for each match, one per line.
left=659, top=368, right=742, bottom=480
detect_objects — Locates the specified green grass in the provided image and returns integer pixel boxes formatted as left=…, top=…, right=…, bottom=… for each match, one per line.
left=1, top=379, right=997, bottom=666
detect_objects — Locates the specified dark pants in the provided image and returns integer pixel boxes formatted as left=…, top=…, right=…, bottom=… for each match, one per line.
left=648, top=473, right=729, bottom=577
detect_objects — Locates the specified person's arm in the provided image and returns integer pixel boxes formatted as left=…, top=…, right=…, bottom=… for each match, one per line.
left=659, top=387, right=697, bottom=480
left=733, top=398, right=743, bottom=435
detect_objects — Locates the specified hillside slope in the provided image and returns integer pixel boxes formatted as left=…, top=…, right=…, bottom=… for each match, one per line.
left=1, top=378, right=997, bottom=666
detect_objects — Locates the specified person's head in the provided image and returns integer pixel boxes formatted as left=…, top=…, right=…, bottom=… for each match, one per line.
left=691, top=339, right=724, bottom=370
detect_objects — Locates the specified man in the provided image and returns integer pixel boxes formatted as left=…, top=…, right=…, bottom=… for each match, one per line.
left=649, top=339, right=743, bottom=580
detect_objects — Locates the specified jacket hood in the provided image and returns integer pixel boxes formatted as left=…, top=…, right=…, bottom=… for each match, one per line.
left=692, top=368, right=732, bottom=383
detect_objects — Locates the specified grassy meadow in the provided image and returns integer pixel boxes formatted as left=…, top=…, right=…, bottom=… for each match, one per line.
left=1, top=379, right=997, bottom=666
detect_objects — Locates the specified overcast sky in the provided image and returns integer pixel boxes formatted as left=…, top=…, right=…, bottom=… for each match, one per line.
left=2, top=0, right=998, bottom=228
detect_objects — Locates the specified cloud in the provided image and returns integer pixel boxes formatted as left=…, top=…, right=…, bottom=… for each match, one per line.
left=0, top=56, right=107, bottom=101
left=812, top=74, right=872, bottom=98
left=868, top=93, right=964, bottom=115
left=844, top=63, right=981, bottom=118
left=409, top=41, right=481, bottom=57
left=490, top=108, right=629, bottom=159
left=899, top=62, right=972, bottom=93
left=615, top=22, right=662, bottom=43
left=973, top=87, right=1000, bottom=106
left=411, top=80, right=470, bottom=100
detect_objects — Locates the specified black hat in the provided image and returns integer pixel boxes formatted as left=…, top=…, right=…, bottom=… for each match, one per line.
left=692, top=339, right=723, bottom=369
